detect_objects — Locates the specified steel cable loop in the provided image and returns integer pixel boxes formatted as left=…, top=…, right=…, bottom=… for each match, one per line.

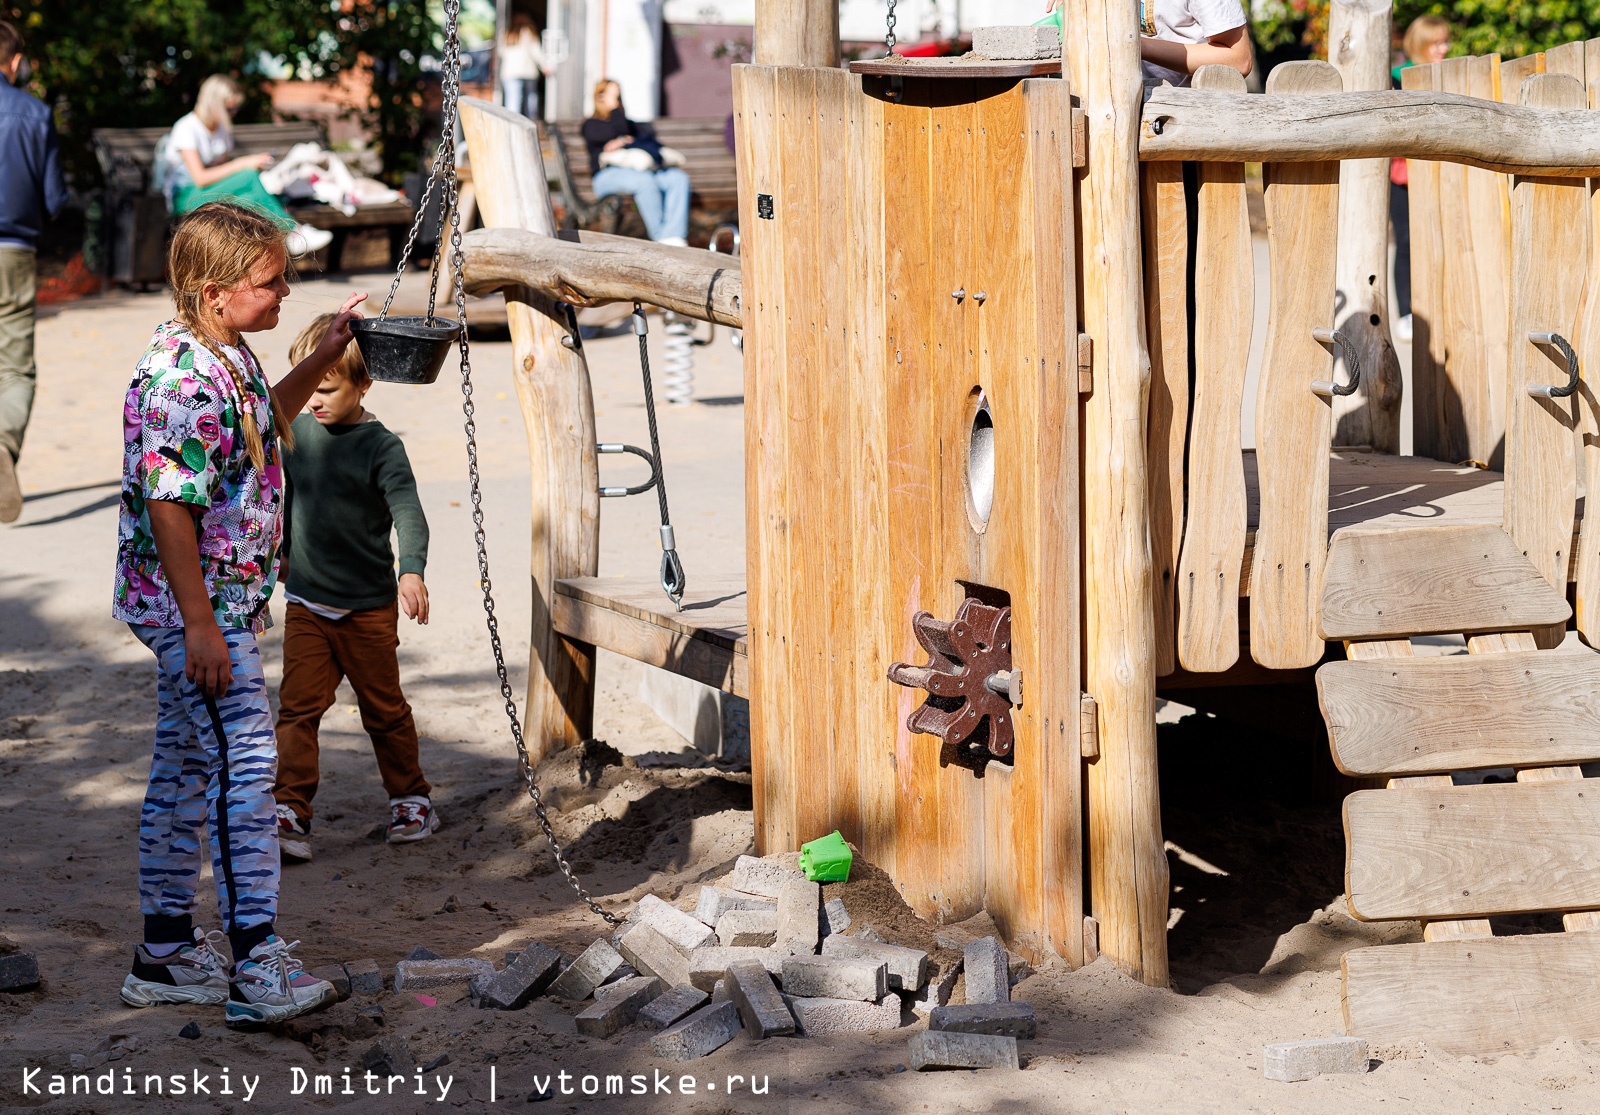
left=437, top=0, right=618, bottom=925
left=632, top=304, right=687, bottom=610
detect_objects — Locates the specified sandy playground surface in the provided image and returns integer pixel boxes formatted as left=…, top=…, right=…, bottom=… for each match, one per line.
left=0, top=270, right=1597, bottom=1114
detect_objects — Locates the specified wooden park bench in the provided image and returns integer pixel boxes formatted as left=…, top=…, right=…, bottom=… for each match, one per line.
left=542, top=116, right=738, bottom=233
left=93, top=121, right=417, bottom=286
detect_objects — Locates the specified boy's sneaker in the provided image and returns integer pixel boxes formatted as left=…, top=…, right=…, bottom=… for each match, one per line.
left=120, top=927, right=230, bottom=1008
left=276, top=803, right=312, bottom=862
left=225, top=936, right=336, bottom=1027
left=387, top=796, right=440, bottom=844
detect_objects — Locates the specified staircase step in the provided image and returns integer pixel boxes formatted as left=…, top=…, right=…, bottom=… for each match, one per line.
left=1320, top=524, right=1569, bottom=641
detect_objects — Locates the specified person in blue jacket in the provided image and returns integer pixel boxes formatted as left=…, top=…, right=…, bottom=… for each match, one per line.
left=0, top=20, right=68, bottom=523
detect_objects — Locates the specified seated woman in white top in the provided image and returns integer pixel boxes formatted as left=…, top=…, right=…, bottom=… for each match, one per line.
left=158, top=75, right=331, bottom=256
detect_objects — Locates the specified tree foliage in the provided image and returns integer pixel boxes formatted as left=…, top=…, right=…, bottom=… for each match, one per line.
left=1249, top=0, right=1600, bottom=61
left=2, top=0, right=436, bottom=186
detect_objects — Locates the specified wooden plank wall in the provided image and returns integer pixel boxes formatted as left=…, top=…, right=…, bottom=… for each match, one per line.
left=1578, top=61, right=1600, bottom=645
left=734, top=65, right=1084, bottom=963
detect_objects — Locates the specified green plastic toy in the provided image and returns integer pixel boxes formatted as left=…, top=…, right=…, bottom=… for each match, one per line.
left=1033, top=7, right=1064, bottom=30
left=799, top=830, right=853, bottom=882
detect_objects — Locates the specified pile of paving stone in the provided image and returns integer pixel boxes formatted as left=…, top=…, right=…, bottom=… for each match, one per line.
left=426, top=854, right=1037, bottom=1069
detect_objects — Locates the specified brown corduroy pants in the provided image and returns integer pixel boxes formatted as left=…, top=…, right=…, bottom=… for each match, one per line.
left=273, top=601, right=430, bottom=822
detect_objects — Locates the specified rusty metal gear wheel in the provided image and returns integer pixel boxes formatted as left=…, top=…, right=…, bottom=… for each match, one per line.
left=887, top=598, right=1019, bottom=761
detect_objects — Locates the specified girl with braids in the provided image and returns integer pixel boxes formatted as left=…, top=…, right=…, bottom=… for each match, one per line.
left=112, top=202, right=366, bottom=1027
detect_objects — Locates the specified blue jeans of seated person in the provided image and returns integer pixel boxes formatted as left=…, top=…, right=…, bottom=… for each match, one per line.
left=592, top=165, right=691, bottom=242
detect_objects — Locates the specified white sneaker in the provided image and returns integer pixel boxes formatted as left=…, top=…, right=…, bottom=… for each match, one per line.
left=1394, top=313, right=1413, bottom=343
left=226, top=937, right=336, bottom=1027
left=286, top=223, right=334, bottom=257
left=276, top=803, right=312, bottom=863
left=387, top=796, right=440, bottom=844
left=120, top=928, right=231, bottom=1008
left=657, top=236, right=688, bottom=248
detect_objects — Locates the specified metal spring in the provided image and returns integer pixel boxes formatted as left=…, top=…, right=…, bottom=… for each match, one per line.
left=660, top=311, right=697, bottom=406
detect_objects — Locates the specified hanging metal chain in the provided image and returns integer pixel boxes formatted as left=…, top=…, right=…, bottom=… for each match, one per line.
left=436, top=0, right=619, bottom=925
left=884, top=0, right=898, bottom=54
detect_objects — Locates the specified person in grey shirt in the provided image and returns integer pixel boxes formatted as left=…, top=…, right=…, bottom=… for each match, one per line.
left=0, top=20, right=68, bottom=523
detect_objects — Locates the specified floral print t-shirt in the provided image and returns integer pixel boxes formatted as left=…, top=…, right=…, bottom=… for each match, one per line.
left=113, top=321, right=284, bottom=633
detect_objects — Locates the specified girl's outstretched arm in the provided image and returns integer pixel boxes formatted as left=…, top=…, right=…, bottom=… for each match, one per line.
left=272, top=291, right=368, bottom=416
left=147, top=500, right=234, bottom=697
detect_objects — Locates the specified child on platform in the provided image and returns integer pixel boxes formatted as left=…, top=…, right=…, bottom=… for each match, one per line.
left=1046, top=0, right=1252, bottom=85
left=271, top=314, right=436, bottom=864
left=114, top=202, right=365, bottom=1026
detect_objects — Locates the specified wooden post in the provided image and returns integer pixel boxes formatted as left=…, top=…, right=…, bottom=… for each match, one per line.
left=1328, top=0, right=1403, bottom=452
left=753, top=0, right=839, bottom=68
left=1063, top=0, right=1169, bottom=984
left=459, top=97, right=599, bottom=763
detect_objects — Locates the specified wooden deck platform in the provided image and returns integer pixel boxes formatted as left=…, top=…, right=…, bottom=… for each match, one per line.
left=550, top=453, right=1579, bottom=696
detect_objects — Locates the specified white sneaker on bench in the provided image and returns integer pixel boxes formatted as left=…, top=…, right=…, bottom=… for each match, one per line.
left=287, top=223, right=335, bottom=257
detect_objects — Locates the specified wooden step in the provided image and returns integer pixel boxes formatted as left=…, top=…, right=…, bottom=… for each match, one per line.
left=1320, top=524, right=1570, bottom=641
left=1343, top=931, right=1600, bottom=1054
left=550, top=576, right=748, bottom=697
left=1345, top=779, right=1600, bottom=920
left=1318, top=649, right=1600, bottom=776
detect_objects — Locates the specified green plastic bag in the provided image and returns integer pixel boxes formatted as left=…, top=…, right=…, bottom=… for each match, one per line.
left=799, top=830, right=853, bottom=883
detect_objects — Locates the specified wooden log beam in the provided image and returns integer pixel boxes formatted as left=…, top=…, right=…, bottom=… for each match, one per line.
left=460, top=228, right=743, bottom=328
left=459, top=96, right=598, bottom=765
left=1140, top=87, right=1600, bottom=176
left=753, top=0, right=838, bottom=68
left=1066, top=0, right=1170, bottom=986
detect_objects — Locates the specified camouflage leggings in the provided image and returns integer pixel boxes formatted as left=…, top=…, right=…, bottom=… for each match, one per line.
left=130, top=625, right=279, bottom=936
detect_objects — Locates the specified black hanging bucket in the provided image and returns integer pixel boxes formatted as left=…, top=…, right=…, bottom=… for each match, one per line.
left=351, top=316, right=462, bottom=385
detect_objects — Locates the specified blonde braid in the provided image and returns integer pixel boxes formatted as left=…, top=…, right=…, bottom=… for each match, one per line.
left=188, top=332, right=293, bottom=472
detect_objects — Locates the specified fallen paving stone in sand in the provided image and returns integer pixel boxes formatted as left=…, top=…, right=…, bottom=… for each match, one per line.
left=820, top=897, right=852, bottom=937
left=639, top=984, right=709, bottom=1030
left=729, top=854, right=807, bottom=898
left=962, top=937, right=1010, bottom=1004
left=726, top=961, right=796, bottom=1038
left=1007, top=952, right=1032, bottom=986
left=822, top=936, right=928, bottom=992
left=910, top=959, right=962, bottom=1014
left=405, top=946, right=442, bottom=962
left=775, top=878, right=821, bottom=954
left=689, top=946, right=780, bottom=991
left=620, top=924, right=692, bottom=989
left=652, top=1001, right=742, bottom=1061
left=1263, top=1037, right=1369, bottom=1082
left=790, top=995, right=902, bottom=1035
left=0, top=952, right=40, bottom=992
left=362, top=1035, right=414, bottom=1076
left=548, top=939, right=626, bottom=1001
left=930, top=1002, right=1037, bottom=1039
left=971, top=24, right=1061, bottom=59
left=637, top=894, right=717, bottom=951
left=574, top=975, right=661, bottom=1037
left=782, top=956, right=887, bottom=1002
left=696, top=885, right=777, bottom=924
left=908, top=1030, right=1019, bottom=1071
left=395, top=958, right=495, bottom=992
left=309, top=964, right=351, bottom=1001
left=178, top=1021, right=201, bottom=1040
left=711, top=979, right=728, bottom=1002
left=344, top=959, right=384, bottom=996
left=717, top=909, right=779, bottom=948
left=475, top=943, right=564, bottom=1010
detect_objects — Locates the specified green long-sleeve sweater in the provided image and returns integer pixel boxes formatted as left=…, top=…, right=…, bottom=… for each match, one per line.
left=281, top=413, right=428, bottom=611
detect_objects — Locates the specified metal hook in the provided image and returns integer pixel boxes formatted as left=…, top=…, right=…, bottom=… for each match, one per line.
left=1527, top=332, right=1581, bottom=399
left=1310, top=327, right=1361, bottom=398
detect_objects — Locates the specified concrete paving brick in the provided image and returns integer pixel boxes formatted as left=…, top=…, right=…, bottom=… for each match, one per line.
left=362, top=1035, right=415, bottom=1076
left=548, top=938, right=626, bottom=1000
left=711, top=979, right=728, bottom=1002
left=395, top=958, right=495, bottom=992
left=775, top=878, right=821, bottom=955
left=475, top=942, right=564, bottom=1010
left=930, top=1002, right=1037, bottom=1039
left=308, top=965, right=351, bottom=1001
left=619, top=924, right=692, bottom=989
left=971, top=24, right=1061, bottom=59
left=695, top=886, right=777, bottom=924
left=345, top=959, right=384, bottom=996
left=790, top=995, right=903, bottom=1035
left=728, top=855, right=806, bottom=898
left=651, top=1001, right=742, bottom=1061
left=688, top=946, right=778, bottom=991
left=910, top=959, right=962, bottom=1013
left=909, top=1030, right=1019, bottom=1070
left=726, top=961, right=796, bottom=1039
left=963, top=937, right=1010, bottom=1004
left=820, top=897, right=852, bottom=937
left=822, top=936, right=928, bottom=992
left=638, top=984, right=709, bottom=1030
left=636, top=894, right=717, bottom=952
left=574, top=975, right=662, bottom=1037
left=781, top=955, right=887, bottom=1002
left=0, top=953, right=40, bottom=992
left=1263, top=1037, right=1369, bottom=1082
left=716, top=908, right=779, bottom=948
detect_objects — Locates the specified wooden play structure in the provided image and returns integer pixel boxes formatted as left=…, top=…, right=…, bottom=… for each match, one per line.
left=456, top=0, right=1600, bottom=1055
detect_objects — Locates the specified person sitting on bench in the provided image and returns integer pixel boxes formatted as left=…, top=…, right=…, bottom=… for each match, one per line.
left=581, top=79, right=691, bottom=246
left=156, top=75, right=332, bottom=258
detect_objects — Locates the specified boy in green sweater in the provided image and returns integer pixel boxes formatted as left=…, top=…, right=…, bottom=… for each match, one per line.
left=272, top=313, right=435, bottom=862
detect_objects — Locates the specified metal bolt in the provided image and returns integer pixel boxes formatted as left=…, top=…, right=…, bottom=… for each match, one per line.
left=952, top=288, right=965, bottom=302
left=973, top=291, right=987, bottom=304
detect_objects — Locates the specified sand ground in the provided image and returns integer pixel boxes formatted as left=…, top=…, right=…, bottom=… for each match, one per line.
left=0, top=269, right=1594, bottom=1114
